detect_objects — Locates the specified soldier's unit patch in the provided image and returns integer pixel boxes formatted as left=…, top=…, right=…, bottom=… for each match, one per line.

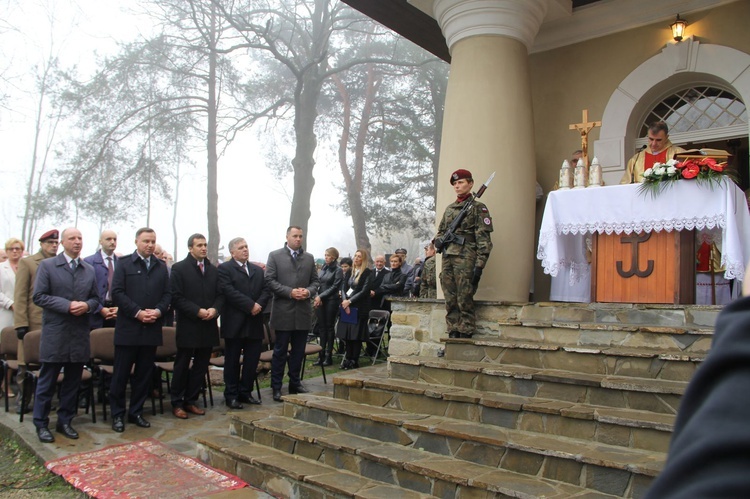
left=484, top=217, right=491, bottom=225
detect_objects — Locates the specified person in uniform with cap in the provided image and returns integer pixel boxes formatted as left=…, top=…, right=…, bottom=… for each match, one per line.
left=13, top=229, right=59, bottom=414
left=435, top=169, right=493, bottom=338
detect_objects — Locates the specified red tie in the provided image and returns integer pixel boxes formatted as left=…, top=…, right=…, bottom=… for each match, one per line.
left=198, top=262, right=204, bottom=274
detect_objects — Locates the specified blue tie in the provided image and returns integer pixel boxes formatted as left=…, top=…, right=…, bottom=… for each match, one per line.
left=70, top=259, right=77, bottom=270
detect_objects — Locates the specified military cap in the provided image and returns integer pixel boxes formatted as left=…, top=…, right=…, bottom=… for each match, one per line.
left=450, top=169, right=473, bottom=185
left=395, top=248, right=407, bottom=255
left=38, top=229, right=59, bottom=242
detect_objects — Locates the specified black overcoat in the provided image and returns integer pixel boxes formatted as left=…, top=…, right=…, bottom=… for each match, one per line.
left=218, top=260, right=271, bottom=340
left=170, top=254, right=223, bottom=349
left=112, top=251, right=171, bottom=347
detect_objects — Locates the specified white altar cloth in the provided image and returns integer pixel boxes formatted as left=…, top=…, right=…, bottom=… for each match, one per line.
left=538, top=179, right=750, bottom=302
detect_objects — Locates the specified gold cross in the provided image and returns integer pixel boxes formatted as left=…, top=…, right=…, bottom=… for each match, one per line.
left=569, top=109, right=601, bottom=167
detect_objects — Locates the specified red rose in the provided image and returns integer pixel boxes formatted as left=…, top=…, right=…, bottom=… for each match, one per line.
left=682, top=163, right=700, bottom=179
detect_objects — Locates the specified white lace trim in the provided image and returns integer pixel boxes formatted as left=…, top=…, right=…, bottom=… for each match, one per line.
left=555, top=214, right=726, bottom=237
left=538, top=214, right=735, bottom=278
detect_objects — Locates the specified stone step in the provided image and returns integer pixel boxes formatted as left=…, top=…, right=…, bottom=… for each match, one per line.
left=334, top=370, right=674, bottom=452
left=514, top=302, right=720, bottom=328
left=278, top=393, right=664, bottom=497
left=444, top=338, right=704, bottom=382
left=229, top=413, right=619, bottom=498
left=388, top=356, right=686, bottom=414
left=490, top=323, right=713, bottom=357
left=197, top=434, right=437, bottom=499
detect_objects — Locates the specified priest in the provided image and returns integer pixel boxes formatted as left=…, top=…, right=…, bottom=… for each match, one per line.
left=620, top=121, right=684, bottom=184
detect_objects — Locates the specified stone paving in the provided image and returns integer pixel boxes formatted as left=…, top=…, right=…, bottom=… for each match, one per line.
left=0, top=374, right=333, bottom=497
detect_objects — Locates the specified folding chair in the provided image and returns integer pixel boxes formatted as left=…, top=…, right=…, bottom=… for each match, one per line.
left=366, top=310, right=390, bottom=365
left=1, top=326, right=19, bottom=412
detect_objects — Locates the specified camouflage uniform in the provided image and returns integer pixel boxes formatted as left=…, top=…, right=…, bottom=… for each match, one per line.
left=419, top=255, right=437, bottom=299
left=437, top=198, right=493, bottom=335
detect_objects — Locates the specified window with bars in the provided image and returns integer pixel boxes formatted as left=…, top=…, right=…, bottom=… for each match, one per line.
left=640, top=86, right=747, bottom=137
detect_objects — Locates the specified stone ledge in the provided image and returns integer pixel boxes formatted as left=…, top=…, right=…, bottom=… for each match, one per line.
left=279, top=394, right=665, bottom=477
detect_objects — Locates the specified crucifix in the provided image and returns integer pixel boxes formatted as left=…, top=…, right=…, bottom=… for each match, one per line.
left=569, top=109, right=601, bottom=167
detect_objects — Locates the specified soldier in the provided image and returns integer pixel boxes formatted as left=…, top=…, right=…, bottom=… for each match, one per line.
left=418, top=243, right=437, bottom=299
left=435, top=169, right=493, bottom=338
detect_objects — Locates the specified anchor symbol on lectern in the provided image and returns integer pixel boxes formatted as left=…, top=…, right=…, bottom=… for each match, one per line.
left=616, top=232, right=655, bottom=278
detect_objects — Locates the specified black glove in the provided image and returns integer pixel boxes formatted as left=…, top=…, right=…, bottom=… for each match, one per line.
left=16, top=327, right=29, bottom=340
left=471, top=267, right=483, bottom=288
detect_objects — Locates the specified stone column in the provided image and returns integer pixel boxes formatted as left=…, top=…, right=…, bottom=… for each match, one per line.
left=433, top=0, right=547, bottom=302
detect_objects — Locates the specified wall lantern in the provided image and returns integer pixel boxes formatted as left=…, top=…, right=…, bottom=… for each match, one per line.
left=670, top=14, right=688, bottom=42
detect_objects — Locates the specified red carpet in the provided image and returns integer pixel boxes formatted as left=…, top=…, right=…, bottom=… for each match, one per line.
left=45, top=438, right=248, bottom=498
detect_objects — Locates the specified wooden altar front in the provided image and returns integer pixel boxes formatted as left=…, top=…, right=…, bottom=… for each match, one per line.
left=591, top=230, right=695, bottom=304
left=537, top=179, right=750, bottom=304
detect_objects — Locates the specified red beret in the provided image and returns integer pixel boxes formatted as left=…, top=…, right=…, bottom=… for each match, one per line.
left=38, top=229, right=59, bottom=242
left=450, top=169, right=473, bottom=185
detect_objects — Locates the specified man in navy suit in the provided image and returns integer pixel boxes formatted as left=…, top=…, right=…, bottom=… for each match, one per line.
left=218, top=237, right=270, bottom=409
left=83, top=230, right=119, bottom=329
left=109, top=228, right=171, bottom=433
left=31, top=228, right=101, bottom=443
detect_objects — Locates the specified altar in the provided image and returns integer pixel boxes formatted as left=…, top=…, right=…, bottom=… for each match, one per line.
left=538, top=179, right=750, bottom=303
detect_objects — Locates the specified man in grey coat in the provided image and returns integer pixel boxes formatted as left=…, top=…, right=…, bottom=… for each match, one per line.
left=265, top=226, right=319, bottom=402
left=31, top=228, right=101, bottom=443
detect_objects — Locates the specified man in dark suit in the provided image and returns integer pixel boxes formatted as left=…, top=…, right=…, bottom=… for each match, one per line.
left=13, top=229, right=59, bottom=414
left=110, top=227, right=171, bottom=432
left=369, top=255, right=389, bottom=310
left=218, top=237, right=271, bottom=409
left=169, top=233, right=223, bottom=419
left=83, top=230, right=119, bottom=329
left=265, top=226, right=319, bottom=402
left=31, top=228, right=101, bottom=443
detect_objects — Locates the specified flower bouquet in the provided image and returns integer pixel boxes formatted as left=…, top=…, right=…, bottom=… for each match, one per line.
left=639, top=153, right=737, bottom=198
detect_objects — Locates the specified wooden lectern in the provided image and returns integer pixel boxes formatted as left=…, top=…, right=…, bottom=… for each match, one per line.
left=591, top=230, right=695, bottom=304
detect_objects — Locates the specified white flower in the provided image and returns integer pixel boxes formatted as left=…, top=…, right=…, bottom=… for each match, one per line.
left=667, top=166, right=677, bottom=175
left=655, top=166, right=666, bottom=175
left=666, top=159, right=679, bottom=167
left=643, top=168, right=653, bottom=178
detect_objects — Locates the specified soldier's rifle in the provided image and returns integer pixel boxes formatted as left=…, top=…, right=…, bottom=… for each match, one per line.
left=434, top=172, right=495, bottom=254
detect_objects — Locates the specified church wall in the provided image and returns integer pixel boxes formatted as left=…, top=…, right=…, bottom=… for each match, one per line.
left=528, top=1, right=750, bottom=301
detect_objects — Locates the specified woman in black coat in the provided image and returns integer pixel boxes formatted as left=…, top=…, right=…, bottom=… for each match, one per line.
left=375, top=254, right=408, bottom=311
left=313, top=247, right=343, bottom=366
left=336, top=249, right=372, bottom=369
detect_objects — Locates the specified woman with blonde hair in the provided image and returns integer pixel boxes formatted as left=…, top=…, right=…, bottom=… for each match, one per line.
left=336, top=249, right=373, bottom=369
left=1, top=237, right=24, bottom=398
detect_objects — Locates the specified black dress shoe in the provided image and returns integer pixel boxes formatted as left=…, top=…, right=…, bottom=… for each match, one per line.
left=289, top=385, right=309, bottom=394
left=448, top=331, right=460, bottom=338
left=56, top=423, right=79, bottom=439
left=226, top=399, right=244, bottom=409
left=272, top=389, right=283, bottom=402
left=127, top=414, right=151, bottom=428
left=238, top=395, right=261, bottom=405
left=459, top=332, right=473, bottom=339
left=321, top=356, right=333, bottom=367
left=112, top=415, right=125, bottom=433
left=37, top=426, right=55, bottom=443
